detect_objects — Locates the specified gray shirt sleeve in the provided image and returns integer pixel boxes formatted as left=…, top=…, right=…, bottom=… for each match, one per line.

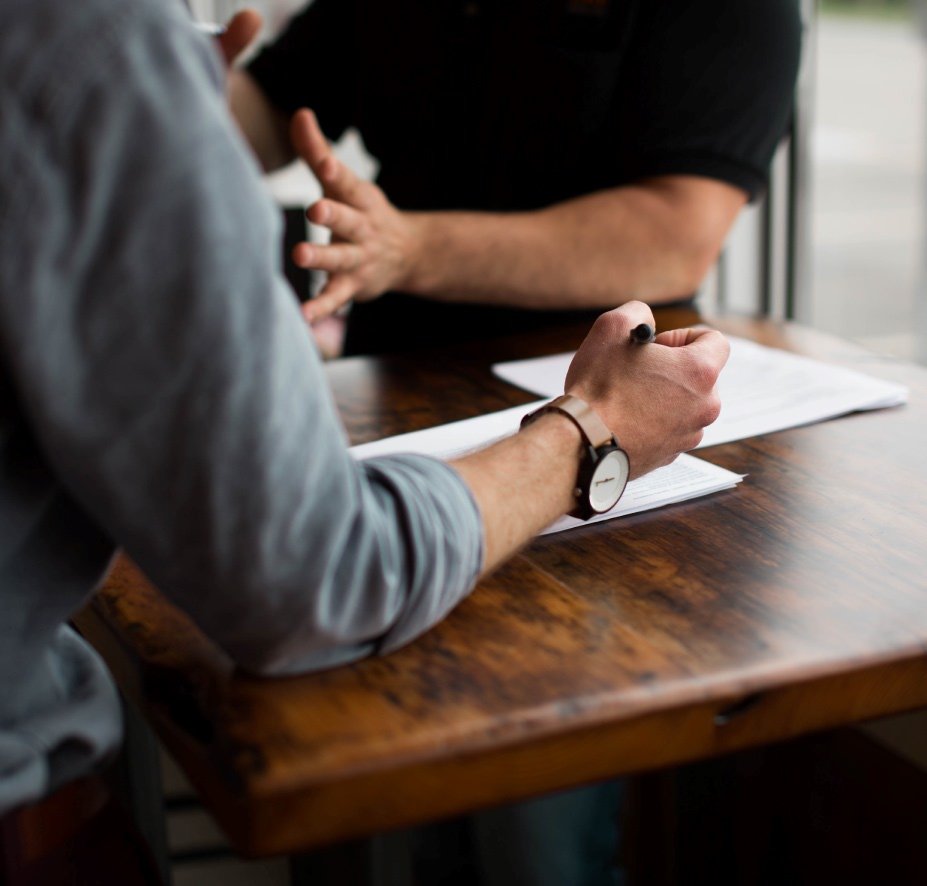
left=1, top=0, right=483, bottom=675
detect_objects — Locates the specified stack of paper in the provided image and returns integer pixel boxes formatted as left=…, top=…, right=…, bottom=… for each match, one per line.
left=350, top=337, right=906, bottom=536
left=492, top=336, right=909, bottom=449
left=350, top=405, right=743, bottom=536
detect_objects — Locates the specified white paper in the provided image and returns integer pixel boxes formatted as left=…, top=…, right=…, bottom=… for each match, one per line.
left=351, top=406, right=743, bottom=536
left=540, top=454, right=741, bottom=536
left=350, top=402, right=540, bottom=462
left=491, top=336, right=909, bottom=449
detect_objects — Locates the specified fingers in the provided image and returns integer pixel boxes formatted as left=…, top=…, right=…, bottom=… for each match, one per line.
left=301, top=276, right=357, bottom=323
left=216, top=9, right=262, bottom=67
left=582, top=300, right=658, bottom=355
left=658, top=326, right=731, bottom=378
left=654, top=326, right=701, bottom=348
left=588, top=307, right=728, bottom=383
left=306, top=199, right=368, bottom=242
left=613, top=299, right=657, bottom=330
left=655, top=326, right=728, bottom=426
left=290, top=108, right=330, bottom=172
left=292, top=241, right=363, bottom=274
left=593, top=300, right=656, bottom=342
left=319, top=154, right=371, bottom=209
left=655, top=325, right=715, bottom=348
left=290, top=110, right=372, bottom=208
left=683, top=328, right=731, bottom=371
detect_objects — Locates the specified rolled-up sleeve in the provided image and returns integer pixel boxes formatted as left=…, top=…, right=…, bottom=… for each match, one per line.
left=0, top=1, right=484, bottom=676
left=358, top=456, right=483, bottom=655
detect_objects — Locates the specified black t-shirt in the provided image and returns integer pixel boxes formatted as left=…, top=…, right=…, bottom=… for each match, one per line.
left=250, top=0, right=802, bottom=354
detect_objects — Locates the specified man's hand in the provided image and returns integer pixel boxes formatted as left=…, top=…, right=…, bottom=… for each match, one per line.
left=289, top=109, right=420, bottom=323
left=565, top=302, right=729, bottom=479
left=215, top=9, right=263, bottom=69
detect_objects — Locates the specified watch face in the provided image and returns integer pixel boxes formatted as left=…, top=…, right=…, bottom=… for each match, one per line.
left=589, top=449, right=629, bottom=513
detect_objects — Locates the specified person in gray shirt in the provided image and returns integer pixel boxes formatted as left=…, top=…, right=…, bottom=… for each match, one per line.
left=0, top=0, right=728, bottom=850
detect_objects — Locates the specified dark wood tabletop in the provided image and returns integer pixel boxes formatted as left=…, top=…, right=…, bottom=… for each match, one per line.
left=75, top=309, right=927, bottom=858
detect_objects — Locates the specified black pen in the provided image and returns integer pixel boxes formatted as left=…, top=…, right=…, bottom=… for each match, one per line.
left=630, top=323, right=655, bottom=344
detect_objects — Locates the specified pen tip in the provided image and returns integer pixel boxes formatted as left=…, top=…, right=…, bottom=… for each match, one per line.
left=631, top=323, right=655, bottom=343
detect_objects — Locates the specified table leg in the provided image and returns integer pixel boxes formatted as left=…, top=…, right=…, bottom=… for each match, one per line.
left=289, top=831, right=412, bottom=886
left=108, top=697, right=172, bottom=886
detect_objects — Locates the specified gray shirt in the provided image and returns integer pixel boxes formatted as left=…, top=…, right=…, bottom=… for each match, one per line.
left=0, top=0, right=483, bottom=814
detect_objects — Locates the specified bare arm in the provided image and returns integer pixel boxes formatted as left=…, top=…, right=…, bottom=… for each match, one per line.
left=453, top=413, right=582, bottom=575
left=208, top=15, right=295, bottom=172
left=229, top=69, right=294, bottom=172
left=403, top=176, right=746, bottom=309
left=287, top=111, right=745, bottom=321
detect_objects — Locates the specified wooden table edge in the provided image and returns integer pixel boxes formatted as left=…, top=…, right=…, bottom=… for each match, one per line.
left=75, top=600, right=927, bottom=857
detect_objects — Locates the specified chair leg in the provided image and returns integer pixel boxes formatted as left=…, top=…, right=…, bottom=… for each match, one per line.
left=289, top=831, right=413, bottom=886
left=0, top=772, right=165, bottom=886
left=106, top=697, right=172, bottom=886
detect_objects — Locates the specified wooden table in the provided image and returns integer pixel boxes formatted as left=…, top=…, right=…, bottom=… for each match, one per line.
left=76, top=310, right=927, bottom=861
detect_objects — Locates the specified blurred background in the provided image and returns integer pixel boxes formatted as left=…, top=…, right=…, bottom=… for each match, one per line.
left=813, top=0, right=924, bottom=362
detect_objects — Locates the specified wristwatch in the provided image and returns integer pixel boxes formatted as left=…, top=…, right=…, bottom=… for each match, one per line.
left=521, top=394, right=630, bottom=520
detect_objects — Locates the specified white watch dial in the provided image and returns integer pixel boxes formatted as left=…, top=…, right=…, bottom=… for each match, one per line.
left=589, top=450, right=629, bottom=513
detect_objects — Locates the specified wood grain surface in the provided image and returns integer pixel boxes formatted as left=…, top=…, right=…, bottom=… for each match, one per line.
left=75, top=311, right=927, bottom=856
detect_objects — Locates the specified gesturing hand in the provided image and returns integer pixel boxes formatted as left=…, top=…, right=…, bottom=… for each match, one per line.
left=565, top=302, right=729, bottom=479
left=289, top=109, right=420, bottom=323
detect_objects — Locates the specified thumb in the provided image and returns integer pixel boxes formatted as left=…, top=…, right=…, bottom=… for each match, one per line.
left=654, top=325, right=718, bottom=348
left=656, top=326, right=731, bottom=373
left=216, top=9, right=263, bottom=68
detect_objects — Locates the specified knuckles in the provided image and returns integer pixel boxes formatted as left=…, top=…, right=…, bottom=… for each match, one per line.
left=684, top=429, right=705, bottom=452
left=592, top=308, right=633, bottom=340
left=697, top=393, right=722, bottom=429
left=683, top=351, right=723, bottom=394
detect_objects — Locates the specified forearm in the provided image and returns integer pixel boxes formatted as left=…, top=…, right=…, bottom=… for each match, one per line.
left=229, top=69, right=294, bottom=172
left=403, top=177, right=745, bottom=310
left=452, top=414, right=582, bottom=575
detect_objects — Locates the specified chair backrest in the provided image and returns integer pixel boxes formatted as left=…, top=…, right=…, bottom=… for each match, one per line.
left=698, top=0, right=816, bottom=322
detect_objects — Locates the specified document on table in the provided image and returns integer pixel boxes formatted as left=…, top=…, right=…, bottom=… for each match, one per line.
left=350, top=405, right=744, bottom=536
left=492, top=337, right=909, bottom=449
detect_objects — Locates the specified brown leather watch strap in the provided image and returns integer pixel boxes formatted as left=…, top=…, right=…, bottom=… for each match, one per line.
left=521, top=394, right=616, bottom=448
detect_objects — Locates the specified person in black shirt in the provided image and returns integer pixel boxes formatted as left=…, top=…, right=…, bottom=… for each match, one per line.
left=232, top=0, right=802, bottom=356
